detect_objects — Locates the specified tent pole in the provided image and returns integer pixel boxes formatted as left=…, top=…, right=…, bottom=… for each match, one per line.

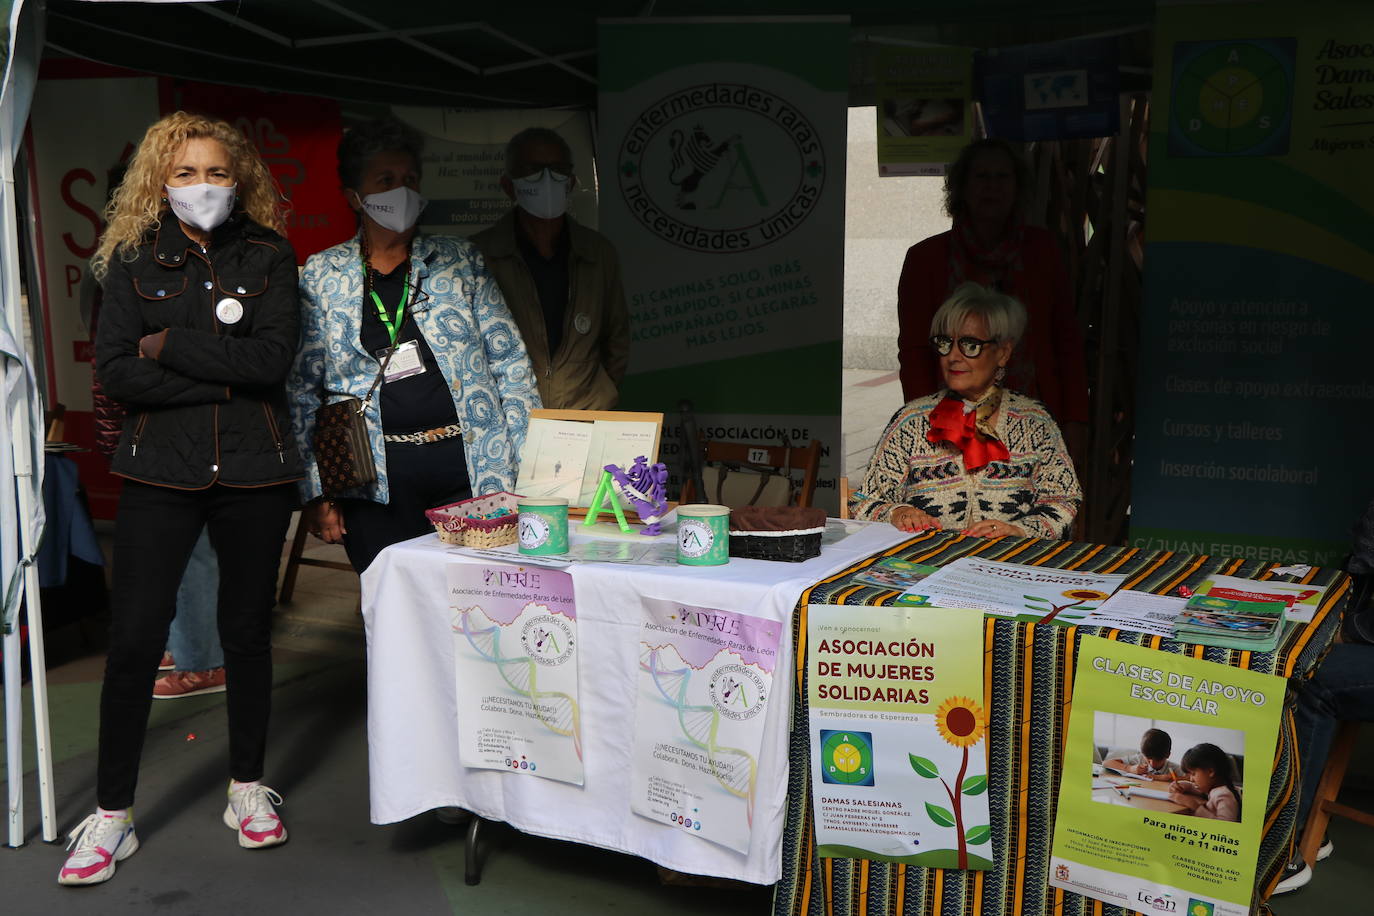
left=2, top=77, right=56, bottom=845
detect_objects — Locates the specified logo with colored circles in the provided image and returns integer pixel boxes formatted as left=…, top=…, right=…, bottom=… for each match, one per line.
left=1168, top=38, right=1295, bottom=157
left=669, top=808, right=702, bottom=830
left=820, top=730, right=875, bottom=786
left=504, top=755, right=537, bottom=772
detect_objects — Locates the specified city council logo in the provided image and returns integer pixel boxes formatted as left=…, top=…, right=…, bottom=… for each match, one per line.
left=708, top=664, right=767, bottom=721
left=519, top=614, right=575, bottom=667
left=618, top=82, right=825, bottom=253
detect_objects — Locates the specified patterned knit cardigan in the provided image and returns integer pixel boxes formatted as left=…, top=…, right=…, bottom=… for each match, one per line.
left=850, top=390, right=1081, bottom=539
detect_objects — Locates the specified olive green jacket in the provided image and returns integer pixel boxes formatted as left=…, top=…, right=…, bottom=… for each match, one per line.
left=472, top=211, right=630, bottom=410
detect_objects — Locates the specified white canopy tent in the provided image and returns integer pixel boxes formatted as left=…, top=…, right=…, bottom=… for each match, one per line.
left=2, top=0, right=54, bottom=849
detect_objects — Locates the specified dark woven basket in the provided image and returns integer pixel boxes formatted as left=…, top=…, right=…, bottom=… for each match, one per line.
left=729, top=531, right=823, bottom=562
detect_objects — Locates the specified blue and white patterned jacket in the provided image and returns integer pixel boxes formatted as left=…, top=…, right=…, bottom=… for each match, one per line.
left=288, top=233, right=539, bottom=504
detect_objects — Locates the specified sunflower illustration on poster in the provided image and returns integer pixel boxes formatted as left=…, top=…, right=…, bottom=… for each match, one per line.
left=908, top=695, right=991, bottom=869
left=1023, top=588, right=1113, bottom=625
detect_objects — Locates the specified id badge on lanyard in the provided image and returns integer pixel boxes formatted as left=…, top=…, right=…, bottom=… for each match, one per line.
left=370, top=266, right=426, bottom=383
left=379, top=339, right=425, bottom=382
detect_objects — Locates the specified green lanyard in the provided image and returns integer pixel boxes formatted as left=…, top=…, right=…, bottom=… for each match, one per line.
left=365, top=264, right=410, bottom=348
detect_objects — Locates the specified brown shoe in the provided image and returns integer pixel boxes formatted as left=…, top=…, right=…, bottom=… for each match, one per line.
left=153, top=668, right=227, bottom=700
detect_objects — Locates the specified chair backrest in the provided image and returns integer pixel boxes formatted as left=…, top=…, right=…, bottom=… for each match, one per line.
left=680, top=439, right=822, bottom=508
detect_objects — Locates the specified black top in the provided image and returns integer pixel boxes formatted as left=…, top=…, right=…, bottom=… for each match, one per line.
left=95, top=213, right=304, bottom=490
left=516, top=222, right=570, bottom=358
left=359, top=261, right=460, bottom=434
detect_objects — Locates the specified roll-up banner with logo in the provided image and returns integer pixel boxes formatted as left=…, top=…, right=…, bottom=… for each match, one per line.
left=597, top=17, right=849, bottom=512
left=1130, top=1, right=1374, bottom=567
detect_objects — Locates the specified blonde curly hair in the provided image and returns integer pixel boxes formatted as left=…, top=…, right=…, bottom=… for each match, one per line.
left=92, top=111, right=285, bottom=280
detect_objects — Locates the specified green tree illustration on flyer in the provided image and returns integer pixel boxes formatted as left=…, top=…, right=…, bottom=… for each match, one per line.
left=909, top=695, right=992, bottom=869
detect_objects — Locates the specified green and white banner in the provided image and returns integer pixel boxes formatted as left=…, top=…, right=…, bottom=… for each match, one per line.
left=1131, top=1, right=1374, bottom=566
left=1049, top=636, right=1283, bottom=914
left=597, top=17, right=848, bottom=511
left=807, top=605, right=991, bottom=869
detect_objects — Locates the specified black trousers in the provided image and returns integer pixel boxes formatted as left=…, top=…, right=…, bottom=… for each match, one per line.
left=339, top=436, right=471, bottom=573
left=98, top=480, right=295, bottom=809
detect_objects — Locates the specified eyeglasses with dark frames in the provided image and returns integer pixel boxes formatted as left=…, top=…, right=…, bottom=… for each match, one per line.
left=930, top=334, right=999, bottom=358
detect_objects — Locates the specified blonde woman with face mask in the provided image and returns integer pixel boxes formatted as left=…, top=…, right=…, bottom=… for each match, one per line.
left=63, top=112, right=302, bottom=886
left=288, top=116, right=538, bottom=574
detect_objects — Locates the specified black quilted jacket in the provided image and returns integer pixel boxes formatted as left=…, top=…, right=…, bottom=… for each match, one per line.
left=95, top=214, right=304, bottom=490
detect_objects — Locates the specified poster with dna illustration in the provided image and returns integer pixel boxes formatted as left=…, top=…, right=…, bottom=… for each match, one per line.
left=447, top=563, right=583, bottom=786
left=630, top=597, right=783, bottom=854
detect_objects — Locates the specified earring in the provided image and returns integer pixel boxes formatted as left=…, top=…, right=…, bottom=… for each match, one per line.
left=995, top=366, right=1006, bottom=383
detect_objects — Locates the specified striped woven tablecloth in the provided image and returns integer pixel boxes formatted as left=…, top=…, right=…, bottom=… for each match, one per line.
left=775, top=529, right=1349, bottom=916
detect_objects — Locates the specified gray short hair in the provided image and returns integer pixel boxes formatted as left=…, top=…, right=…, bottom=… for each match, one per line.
left=503, top=127, right=574, bottom=178
left=930, top=282, right=1027, bottom=346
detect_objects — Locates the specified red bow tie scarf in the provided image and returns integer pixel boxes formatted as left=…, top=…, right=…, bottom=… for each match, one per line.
left=926, top=393, right=1009, bottom=472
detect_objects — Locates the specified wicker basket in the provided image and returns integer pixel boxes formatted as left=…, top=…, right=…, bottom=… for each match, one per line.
left=425, top=492, right=521, bottom=548
left=728, top=506, right=827, bottom=562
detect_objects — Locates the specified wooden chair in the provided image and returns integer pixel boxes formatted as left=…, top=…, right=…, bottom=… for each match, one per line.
left=44, top=402, right=66, bottom=442
left=1298, top=721, right=1374, bottom=866
left=278, top=512, right=355, bottom=604
left=678, top=439, right=822, bottom=509
left=838, top=476, right=851, bottom=520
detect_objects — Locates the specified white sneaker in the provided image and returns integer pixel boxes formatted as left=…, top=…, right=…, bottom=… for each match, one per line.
left=58, top=811, right=139, bottom=886
left=223, top=782, right=288, bottom=849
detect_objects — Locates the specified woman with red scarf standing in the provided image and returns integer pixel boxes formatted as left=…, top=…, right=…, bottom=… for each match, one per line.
left=895, top=139, right=1089, bottom=459
left=851, top=283, right=1080, bottom=539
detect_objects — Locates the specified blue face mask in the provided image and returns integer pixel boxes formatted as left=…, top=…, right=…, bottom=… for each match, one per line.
left=512, top=168, right=571, bottom=220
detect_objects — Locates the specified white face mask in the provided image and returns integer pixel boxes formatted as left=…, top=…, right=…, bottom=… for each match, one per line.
left=512, top=168, right=571, bottom=220
left=357, top=186, right=427, bottom=233
left=164, top=182, right=236, bottom=232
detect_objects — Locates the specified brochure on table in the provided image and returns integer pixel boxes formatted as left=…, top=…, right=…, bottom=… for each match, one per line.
left=1190, top=574, right=1326, bottom=625
left=1049, top=635, right=1283, bottom=915
left=901, top=556, right=1125, bottom=624
left=1080, top=590, right=1186, bottom=639
left=807, top=605, right=991, bottom=868
left=446, top=562, right=584, bottom=785
left=630, top=596, right=783, bottom=854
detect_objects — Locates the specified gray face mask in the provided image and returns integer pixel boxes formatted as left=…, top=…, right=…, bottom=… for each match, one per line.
left=358, top=186, right=427, bottom=233
left=512, top=168, right=571, bottom=220
left=165, top=182, right=237, bottom=232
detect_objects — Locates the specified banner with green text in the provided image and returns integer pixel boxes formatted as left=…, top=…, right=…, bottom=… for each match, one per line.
left=1049, top=636, right=1283, bottom=914
left=1131, top=1, right=1374, bottom=567
left=597, top=17, right=848, bottom=511
left=807, top=605, right=991, bottom=869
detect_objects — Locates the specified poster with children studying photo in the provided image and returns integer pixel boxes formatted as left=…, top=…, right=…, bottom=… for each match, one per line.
left=1048, top=637, right=1282, bottom=916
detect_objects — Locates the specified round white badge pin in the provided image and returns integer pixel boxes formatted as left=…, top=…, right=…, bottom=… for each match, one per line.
left=216, top=297, right=244, bottom=325
left=574, top=312, right=591, bottom=334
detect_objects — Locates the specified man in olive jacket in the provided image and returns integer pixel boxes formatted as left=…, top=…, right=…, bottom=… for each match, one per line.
left=473, top=127, right=630, bottom=410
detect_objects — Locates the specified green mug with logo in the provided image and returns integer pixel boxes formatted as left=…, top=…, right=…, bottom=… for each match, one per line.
left=676, top=504, right=730, bottom=566
left=518, top=498, right=569, bottom=556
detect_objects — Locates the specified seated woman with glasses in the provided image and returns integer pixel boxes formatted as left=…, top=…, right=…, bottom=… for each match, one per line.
left=851, top=282, right=1081, bottom=539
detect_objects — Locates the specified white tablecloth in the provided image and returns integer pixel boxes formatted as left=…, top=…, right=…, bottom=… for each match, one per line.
left=361, top=520, right=908, bottom=883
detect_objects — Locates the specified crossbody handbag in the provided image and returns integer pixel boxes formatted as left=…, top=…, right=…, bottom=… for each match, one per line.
left=312, top=348, right=394, bottom=497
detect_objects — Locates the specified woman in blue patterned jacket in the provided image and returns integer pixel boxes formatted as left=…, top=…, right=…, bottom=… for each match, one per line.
left=288, top=117, right=539, bottom=572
